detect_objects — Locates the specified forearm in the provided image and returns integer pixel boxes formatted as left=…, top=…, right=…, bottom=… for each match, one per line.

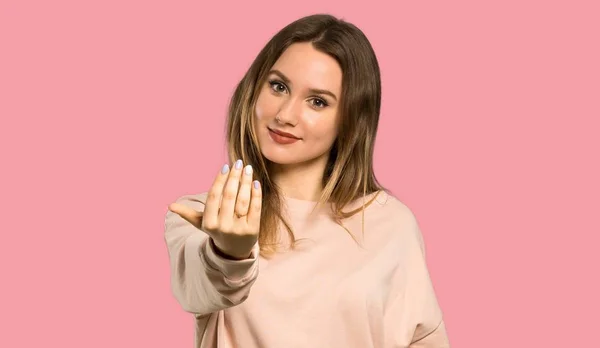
left=164, top=197, right=259, bottom=315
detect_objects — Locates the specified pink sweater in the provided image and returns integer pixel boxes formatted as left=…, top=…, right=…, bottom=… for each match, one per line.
left=164, top=190, right=450, bottom=347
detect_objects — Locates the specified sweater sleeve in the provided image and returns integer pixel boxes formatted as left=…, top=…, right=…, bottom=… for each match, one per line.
left=385, top=206, right=450, bottom=347
left=409, top=320, right=450, bottom=348
left=408, top=220, right=450, bottom=348
left=163, top=193, right=260, bottom=316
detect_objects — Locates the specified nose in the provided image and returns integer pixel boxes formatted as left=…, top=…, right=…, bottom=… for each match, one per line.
left=275, top=97, right=300, bottom=126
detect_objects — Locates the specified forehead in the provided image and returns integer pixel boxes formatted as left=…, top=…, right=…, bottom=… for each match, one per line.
left=271, top=42, right=342, bottom=92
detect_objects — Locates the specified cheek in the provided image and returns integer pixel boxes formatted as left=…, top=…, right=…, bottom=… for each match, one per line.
left=255, top=99, right=265, bottom=121
left=304, top=113, right=339, bottom=142
left=255, top=92, right=277, bottom=122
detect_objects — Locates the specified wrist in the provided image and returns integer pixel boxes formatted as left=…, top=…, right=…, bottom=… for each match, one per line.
left=210, top=238, right=252, bottom=260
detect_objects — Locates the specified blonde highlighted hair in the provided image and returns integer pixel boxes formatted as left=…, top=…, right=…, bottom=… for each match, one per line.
left=225, top=14, right=388, bottom=257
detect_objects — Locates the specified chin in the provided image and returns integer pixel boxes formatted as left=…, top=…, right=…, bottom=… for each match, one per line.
left=260, top=143, right=332, bottom=168
left=255, top=128, right=331, bottom=166
left=260, top=146, right=304, bottom=165
left=255, top=129, right=299, bottom=165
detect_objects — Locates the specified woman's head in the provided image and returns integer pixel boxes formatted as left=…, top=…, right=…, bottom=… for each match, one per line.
left=254, top=41, right=342, bottom=169
left=226, top=14, right=385, bottom=255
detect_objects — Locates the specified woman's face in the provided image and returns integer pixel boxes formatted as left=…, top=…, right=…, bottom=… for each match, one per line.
left=254, top=42, right=342, bottom=166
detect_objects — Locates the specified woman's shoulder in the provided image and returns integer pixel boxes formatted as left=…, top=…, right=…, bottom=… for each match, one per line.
left=361, top=189, right=426, bottom=250
left=363, top=189, right=418, bottom=222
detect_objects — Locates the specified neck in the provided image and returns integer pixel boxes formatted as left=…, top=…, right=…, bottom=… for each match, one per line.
left=269, top=156, right=328, bottom=202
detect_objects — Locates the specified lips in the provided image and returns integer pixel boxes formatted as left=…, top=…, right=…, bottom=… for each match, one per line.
left=268, top=128, right=300, bottom=139
left=268, top=127, right=300, bottom=145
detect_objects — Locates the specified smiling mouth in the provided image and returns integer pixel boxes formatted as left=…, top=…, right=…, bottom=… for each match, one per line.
left=268, top=127, right=300, bottom=144
left=268, top=127, right=300, bottom=139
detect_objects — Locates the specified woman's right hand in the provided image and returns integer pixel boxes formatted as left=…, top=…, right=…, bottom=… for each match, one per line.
left=168, top=159, right=262, bottom=260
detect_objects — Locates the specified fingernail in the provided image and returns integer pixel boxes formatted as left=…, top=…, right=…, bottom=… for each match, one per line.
left=221, top=164, right=229, bottom=174
left=253, top=180, right=260, bottom=189
left=244, top=165, right=253, bottom=175
left=235, top=159, right=243, bottom=170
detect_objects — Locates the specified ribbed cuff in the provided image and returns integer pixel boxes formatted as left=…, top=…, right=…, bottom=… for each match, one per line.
left=201, top=238, right=259, bottom=281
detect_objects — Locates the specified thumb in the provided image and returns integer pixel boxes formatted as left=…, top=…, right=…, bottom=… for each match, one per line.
left=168, top=202, right=204, bottom=229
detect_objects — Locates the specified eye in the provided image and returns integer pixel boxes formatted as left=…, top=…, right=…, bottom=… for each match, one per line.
left=268, top=80, right=287, bottom=94
left=310, top=98, right=328, bottom=108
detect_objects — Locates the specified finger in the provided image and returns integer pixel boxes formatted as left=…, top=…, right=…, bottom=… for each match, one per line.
left=168, top=202, right=203, bottom=229
left=219, top=159, right=244, bottom=223
left=246, top=180, right=262, bottom=231
left=235, top=165, right=253, bottom=218
left=203, top=163, right=230, bottom=230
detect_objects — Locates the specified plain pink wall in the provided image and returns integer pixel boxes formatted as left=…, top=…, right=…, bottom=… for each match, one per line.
left=1, top=0, right=598, bottom=347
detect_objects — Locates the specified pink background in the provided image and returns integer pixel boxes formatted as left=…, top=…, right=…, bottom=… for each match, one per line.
left=2, top=0, right=599, bottom=347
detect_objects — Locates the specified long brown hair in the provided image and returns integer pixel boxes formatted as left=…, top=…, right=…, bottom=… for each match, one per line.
left=226, top=14, right=388, bottom=257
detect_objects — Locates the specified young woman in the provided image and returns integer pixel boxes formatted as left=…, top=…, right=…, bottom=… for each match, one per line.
left=165, top=13, right=450, bottom=348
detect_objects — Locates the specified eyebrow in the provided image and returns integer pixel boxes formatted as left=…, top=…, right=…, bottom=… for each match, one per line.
left=269, top=69, right=338, bottom=101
